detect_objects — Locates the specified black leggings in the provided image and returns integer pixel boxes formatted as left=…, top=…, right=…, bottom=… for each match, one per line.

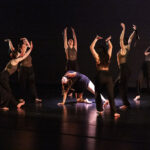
left=114, top=63, right=130, bottom=106
left=0, top=71, right=18, bottom=107
left=95, top=70, right=116, bottom=114
left=18, top=66, right=38, bottom=100
left=136, top=61, right=150, bottom=95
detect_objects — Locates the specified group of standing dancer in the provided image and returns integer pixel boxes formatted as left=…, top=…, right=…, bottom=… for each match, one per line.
left=0, top=23, right=149, bottom=117
left=0, top=38, right=41, bottom=111
left=59, top=23, right=150, bottom=118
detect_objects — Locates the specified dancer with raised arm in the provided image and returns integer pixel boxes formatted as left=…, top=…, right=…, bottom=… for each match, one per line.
left=134, top=46, right=150, bottom=100
left=5, top=38, right=42, bottom=103
left=90, top=35, right=120, bottom=117
left=63, top=27, right=79, bottom=71
left=0, top=41, right=33, bottom=110
left=116, top=23, right=136, bottom=110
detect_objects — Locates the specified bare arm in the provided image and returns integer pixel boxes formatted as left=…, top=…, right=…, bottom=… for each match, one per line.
left=127, top=25, right=136, bottom=50
left=144, top=46, right=150, bottom=56
left=65, top=72, right=77, bottom=78
left=64, top=27, right=68, bottom=50
left=90, top=35, right=103, bottom=64
left=14, top=41, right=33, bottom=64
left=120, top=23, right=126, bottom=53
left=71, top=27, right=77, bottom=51
left=105, top=36, right=113, bottom=58
left=4, top=39, right=15, bottom=51
left=20, top=37, right=31, bottom=48
left=58, top=89, right=69, bottom=105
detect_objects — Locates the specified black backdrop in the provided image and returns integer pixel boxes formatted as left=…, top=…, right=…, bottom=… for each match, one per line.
left=0, top=0, right=149, bottom=87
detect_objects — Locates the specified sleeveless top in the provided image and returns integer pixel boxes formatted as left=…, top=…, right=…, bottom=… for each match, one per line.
left=20, top=55, right=32, bottom=67
left=66, top=47, right=77, bottom=61
left=118, top=49, right=129, bottom=64
left=4, top=61, right=18, bottom=75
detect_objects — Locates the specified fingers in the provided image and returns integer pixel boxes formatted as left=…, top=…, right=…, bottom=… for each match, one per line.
left=96, top=35, right=103, bottom=40
left=120, top=22, right=125, bottom=28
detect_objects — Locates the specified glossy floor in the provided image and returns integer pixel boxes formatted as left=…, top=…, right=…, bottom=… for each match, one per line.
left=0, top=88, right=150, bottom=150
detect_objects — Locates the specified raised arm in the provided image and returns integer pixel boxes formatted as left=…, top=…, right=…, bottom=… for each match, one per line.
left=64, top=27, right=68, bottom=50
left=90, top=35, right=103, bottom=64
left=15, top=41, right=33, bottom=63
left=71, top=27, right=77, bottom=51
left=105, top=36, right=113, bottom=58
left=144, top=46, right=150, bottom=56
left=4, top=39, right=15, bottom=51
left=127, top=25, right=136, bottom=50
left=20, top=37, right=31, bottom=48
left=120, top=23, right=126, bottom=53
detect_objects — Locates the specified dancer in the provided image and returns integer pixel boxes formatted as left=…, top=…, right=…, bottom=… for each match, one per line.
left=63, top=27, right=79, bottom=71
left=116, top=23, right=136, bottom=109
left=58, top=71, right=108, bottom=105
left=0, top=41, right=33, bottom=110
left=5, top=38, right=42, bottom=102
left=90, top=35, right=120, bottom=117
left=134, top=46, right=150, bottom=100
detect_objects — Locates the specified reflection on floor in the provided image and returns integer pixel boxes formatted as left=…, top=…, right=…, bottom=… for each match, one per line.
left=0, top=88, right=150, bottom=150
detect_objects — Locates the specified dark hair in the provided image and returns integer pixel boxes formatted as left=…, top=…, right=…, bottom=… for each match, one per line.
left=97, top=40, right=109, bottom=67
left=10, top=50, right=19, bottom=59
left=17, top=39, right=24, bottom=52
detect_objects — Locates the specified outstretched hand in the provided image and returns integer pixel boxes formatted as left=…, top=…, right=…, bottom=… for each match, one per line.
left=71, top=27, right=75, bottom=32
left=105, top=36, right=112, bottom=42
left=133, top=24, right=137, bottom=30
left=120, top=23, right=125, bottom=29
left=64, top=27, right=67, bottom=31
left=4, top=39, right=10, bottom=42
left=96, top=35, right=103, bottom=40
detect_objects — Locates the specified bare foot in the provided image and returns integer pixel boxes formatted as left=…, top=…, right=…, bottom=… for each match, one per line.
left=114, top=113, right=120, bottom=118
left=97, top=111, right=104, bottom=115
left=84, top=98, right=92, bottom=104
left=103, top=100, right=109, bottom=108
left=35, top=98, right=42, bottom=103
left=120, top=105, right=128, bottom=110
left=0, top=107, right=9, bottom=111
left=57, top=102, right=65, bottom=106
left=134, top=95, right=140, bottom=101
left=17, top=100, right=25, bottom=109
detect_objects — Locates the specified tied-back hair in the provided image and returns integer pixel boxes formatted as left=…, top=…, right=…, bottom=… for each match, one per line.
left=97, top=40, right=109, bottom=67
left=17, top=39, right=24, bottom=53
left=10, top=50, right=19, bottom=59
left=62, top=78, right=73, bottom=95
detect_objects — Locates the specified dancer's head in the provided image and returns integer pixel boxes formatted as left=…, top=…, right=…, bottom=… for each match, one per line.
left=10, top=50, right=20, bottom=59
left=68, top=39, right=74, bottom=48
left=18, top=39, right=27, bottom=55
left=61, top=76, right=73, bottom=95
left=97, top=41, right=109, bottom=67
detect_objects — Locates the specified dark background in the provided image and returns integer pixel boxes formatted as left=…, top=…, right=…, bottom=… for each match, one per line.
left=0, top=0, right=149, bottom=86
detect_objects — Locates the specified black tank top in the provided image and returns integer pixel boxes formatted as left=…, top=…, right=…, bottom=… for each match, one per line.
left=20, top=55, right=32, bottom=67
left=4, top=61, right=18, bottom=75
left=145, top=54, right=150, bottom=62
left=118, top=49, right=129, bottom=64
left=66, top=47, right=77, bottom=61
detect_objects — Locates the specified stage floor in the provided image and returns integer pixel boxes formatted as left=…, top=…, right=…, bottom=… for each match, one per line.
left=0, top=88, right=150, bottom=150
